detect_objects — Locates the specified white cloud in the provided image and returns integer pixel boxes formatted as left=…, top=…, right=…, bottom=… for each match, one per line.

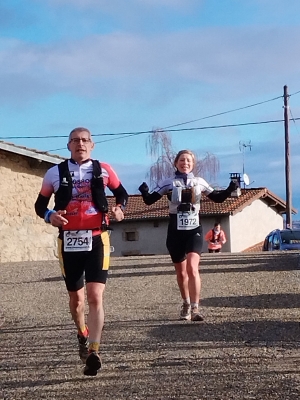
left=1, top=25, right=300, bottom=106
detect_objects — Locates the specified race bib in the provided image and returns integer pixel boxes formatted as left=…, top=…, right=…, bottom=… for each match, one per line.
left=63, top=230, right=92, bottom=252
left=177, top=211, right=199, bottom=230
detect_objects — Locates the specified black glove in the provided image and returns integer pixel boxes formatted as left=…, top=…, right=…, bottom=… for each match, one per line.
left=138, top=182, right=149, bottom=195
left=227, top=180, right=239, bottom=192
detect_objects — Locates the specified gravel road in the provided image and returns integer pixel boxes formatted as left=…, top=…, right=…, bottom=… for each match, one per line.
left=1, top=252, right=300, bottom=399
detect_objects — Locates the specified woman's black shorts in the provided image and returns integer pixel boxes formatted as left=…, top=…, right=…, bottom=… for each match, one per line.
left=166, top=223, right=203, bottom=263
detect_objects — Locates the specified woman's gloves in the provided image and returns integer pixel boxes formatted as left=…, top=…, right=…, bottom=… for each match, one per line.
left=138, top=182, right=162, bottom=205
left=226, top=180, right=239, bottom=193
left=138, top=182, right=149, bottom=195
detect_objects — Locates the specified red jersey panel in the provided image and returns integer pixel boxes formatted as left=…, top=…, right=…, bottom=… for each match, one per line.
left=40, top=159, right=121, bottom=231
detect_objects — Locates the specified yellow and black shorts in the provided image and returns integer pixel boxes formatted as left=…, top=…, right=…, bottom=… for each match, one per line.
left=57, top=231, right=110, bottom=292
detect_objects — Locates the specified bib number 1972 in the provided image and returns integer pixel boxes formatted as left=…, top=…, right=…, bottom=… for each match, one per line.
left=177, top=211, right=199, bottom=230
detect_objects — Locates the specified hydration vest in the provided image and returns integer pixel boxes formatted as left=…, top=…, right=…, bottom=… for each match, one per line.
left=170, top=178, right=202, bottom=213
left=171, top=179, right=201, bottom=204
left=54, top=159, right=109, bottom=213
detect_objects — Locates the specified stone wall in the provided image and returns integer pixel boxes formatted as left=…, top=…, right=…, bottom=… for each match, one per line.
left=0, top=150, right=58, bottom=262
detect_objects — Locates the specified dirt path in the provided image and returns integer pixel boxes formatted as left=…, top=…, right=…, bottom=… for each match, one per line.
left=1, top=252, right=300, bottom=399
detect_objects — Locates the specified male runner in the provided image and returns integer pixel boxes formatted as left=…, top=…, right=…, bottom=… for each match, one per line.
left=35, top=127, right=128, bottom=376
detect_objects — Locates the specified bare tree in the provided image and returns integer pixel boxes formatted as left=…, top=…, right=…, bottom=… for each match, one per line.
left=195, top=152, right=220, bottom=183
left=146, top=129, right=220, bottom=188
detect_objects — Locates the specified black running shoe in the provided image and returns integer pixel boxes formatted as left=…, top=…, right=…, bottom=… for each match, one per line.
left=77, top=334, right=89, bottom=363
left=83, top=352, right=102, bottom=376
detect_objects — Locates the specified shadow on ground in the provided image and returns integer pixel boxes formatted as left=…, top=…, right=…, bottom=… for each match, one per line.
left=202, top=293, right=300, bottom=309
left=148, top=319, right=300, bottom=345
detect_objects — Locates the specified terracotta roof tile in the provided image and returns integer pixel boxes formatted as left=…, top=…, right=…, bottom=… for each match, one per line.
left=108, top=195, right=169, bottom=221
left=242, top=241, right=264, bottom=253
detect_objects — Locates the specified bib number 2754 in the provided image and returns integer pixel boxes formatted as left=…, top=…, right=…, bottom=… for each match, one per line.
left=63, top=230, right=92, bottom=252
left=177, top=212, right=199, bottom=230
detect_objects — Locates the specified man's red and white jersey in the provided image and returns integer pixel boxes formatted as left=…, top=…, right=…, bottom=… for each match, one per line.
left=40, top=159, right=121, bottom=231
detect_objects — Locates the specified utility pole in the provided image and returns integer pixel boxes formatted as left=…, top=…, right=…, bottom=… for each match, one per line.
left=284, top=85, right=292, bottom=228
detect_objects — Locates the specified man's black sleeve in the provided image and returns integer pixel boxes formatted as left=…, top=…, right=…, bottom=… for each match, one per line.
left=35, top=194, right=51, bottom=219
left=110, top=183, right=129, bottom=208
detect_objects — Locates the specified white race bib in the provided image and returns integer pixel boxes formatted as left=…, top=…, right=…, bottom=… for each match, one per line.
left=177, top=211, right=199, bottom=230
left=63, top=230, right=93, bottom=252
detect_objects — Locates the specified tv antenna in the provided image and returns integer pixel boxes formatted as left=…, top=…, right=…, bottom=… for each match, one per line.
left=239, top=140, right=252, bottom=188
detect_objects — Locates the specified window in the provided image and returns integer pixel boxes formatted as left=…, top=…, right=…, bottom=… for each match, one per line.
left=125, top=231, right=137, bottom=241
left=281, top=230, right=300, bottom=244
left=272, top=234, right=280, bottom=249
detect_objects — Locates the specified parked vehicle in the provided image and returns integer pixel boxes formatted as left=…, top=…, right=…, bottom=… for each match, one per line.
left=262, top=229, right=300, bottom=251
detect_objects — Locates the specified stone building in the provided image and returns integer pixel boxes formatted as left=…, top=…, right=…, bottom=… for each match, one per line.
left=0, top=141, right=64, bottom=263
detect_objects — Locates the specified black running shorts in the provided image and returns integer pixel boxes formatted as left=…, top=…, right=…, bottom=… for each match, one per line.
left=166, top=220, right=203, bottom=263
left=57, top=231, right=110, bottom=292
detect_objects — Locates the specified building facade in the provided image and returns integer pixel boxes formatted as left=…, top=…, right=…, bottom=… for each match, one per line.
left=108, top=191, right=288, bottom=257
left=0, top=141, right=63, bottom=263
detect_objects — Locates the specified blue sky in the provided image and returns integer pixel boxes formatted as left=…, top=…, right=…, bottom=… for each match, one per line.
left=1, top=0, right=300, bottom=214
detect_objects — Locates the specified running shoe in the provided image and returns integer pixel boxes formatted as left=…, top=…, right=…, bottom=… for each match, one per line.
left=77, top=334, right=89, bottom=363
left=191, top=307, right=204, bottom=322
left=180, top=303, right=191, bottom=320
left=83, top=351, right=102, bottom=376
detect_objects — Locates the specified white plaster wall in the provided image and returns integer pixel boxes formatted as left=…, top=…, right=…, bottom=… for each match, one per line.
left=109, top=220, right=169, bottom=256
left=229, top=199, right=284, bottom=252
left=110, top=216, right=232, bottom=256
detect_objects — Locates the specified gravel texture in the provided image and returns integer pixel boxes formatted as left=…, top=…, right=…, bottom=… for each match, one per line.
left=1, top=252, right=300, bottom=399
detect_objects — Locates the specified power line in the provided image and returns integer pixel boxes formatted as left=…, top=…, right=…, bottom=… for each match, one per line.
left=161, top=95, right=283, bottom=129
left=289, top=107, right=300, bottom=135
left=0, top=92, right=290, bottom=141
left=1, top=117, right=298, bottom=142
left=289, top=89, right=300, bottom=97
left=2, top=89, right=300, bottom=153
left=161, top=91, right=300, bottom=130
left=47, top=117, right=300, bottom=152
